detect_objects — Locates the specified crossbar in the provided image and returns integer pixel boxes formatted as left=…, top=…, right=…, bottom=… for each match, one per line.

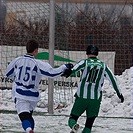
left=6, top=0, right=133, bottom=4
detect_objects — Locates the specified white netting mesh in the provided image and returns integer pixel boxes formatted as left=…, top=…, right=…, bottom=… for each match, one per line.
left=0, top=0, right=132, bottom=112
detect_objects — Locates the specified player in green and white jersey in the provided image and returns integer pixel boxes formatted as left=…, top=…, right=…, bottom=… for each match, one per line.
left=63, top=45, right=124, bottom=133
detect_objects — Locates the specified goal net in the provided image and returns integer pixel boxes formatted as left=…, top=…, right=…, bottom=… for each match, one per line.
left=0, top=0, right=132, bottom=112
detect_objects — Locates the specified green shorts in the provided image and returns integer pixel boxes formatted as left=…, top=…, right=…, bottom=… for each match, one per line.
left=70, top=96, right=101, bottom=118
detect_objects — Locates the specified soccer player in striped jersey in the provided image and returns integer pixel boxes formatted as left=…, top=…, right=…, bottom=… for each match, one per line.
left=5, top=40, right=73, bottom=133
left=63, top=45, right=124, bottom=133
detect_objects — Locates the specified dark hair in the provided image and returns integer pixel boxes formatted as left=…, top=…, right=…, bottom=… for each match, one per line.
left=86, top=45, right=99, bottom=56
left=26, top=40, right=39, bottom=53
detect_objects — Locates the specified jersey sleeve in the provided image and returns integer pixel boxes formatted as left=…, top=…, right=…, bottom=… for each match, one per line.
left=104, top=65, right=122, bottom=97
left=37, top=60, right=67, bottom=78
left=72, top=60, right=85, bottom=73
left=5, top=59, right=17, bottom=79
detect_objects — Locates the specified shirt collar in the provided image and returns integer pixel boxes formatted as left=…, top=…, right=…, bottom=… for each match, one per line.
left=24, top=54, right=35, bottom=59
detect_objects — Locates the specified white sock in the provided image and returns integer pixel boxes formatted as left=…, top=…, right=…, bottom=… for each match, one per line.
left=26, top=127, right=32, bottom=133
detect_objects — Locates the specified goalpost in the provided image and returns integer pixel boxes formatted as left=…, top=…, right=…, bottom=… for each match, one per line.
left=0, top=0, right=132, bottom=113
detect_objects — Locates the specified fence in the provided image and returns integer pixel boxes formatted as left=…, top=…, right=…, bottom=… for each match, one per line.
left=0, top=0, right=132, bottom=113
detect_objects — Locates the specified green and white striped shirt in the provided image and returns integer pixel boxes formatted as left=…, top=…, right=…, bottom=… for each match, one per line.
left=72, top=57, right=121, bottom=100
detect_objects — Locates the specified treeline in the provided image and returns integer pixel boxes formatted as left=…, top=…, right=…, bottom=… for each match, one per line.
left=0, top=4, right=132, bottom=74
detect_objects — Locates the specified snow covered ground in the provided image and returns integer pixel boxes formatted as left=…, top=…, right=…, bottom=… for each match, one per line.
left=0, top=113, right=132, bottom=133
left=0, top=67, right=133, bottom=133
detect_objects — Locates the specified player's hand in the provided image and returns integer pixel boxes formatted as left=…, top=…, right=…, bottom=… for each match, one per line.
left=65, top=63, right=74, bottom=69
left=61, top=69, right=72, bottom=78
left=62, top=63, right=73, bottom=78
left=118, top=94, right=124, bottom=103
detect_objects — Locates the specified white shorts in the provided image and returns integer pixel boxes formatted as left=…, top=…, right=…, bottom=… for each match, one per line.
left=15, top=98, right=38, bottom=114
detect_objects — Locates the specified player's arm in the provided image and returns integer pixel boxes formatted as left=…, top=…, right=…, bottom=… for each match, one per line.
left=5, top=59, right=16, bottom=79
left=37, top=60, right=71, bottom=78
left=72, top=60, right=85, bottom=73
left=62, top=60, right=85, bottom=78
left=104, top=65, right=124, bottom=102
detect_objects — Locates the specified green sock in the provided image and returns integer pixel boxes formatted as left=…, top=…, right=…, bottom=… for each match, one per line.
left=68, top=118, right=76, bottom=129
left=82, top=127, right=91, bottom=133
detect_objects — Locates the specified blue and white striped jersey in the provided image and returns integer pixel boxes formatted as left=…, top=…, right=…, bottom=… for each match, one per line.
left=5, top=54, right=67, bottom=102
